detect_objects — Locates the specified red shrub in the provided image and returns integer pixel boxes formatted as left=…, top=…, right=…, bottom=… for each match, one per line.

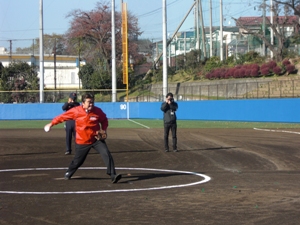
left=272, top=66, right=282, bottom=75
left=245, top=69, right=251, bottom=77
left=260, top=63, right=270, bottom=75
left=261, top=67, right=270, bottom=76
left=282, top=59, right=291, bottom=66
left=240, top=69, right=246, bottom=78
left=206, top=68, right=227, bottom=80
left=260, top=63, right=269, bottom=70
left=225, top=68, right=235, bottom=78
left=250, top=69, right=259, bottom=77
left=286, top=64, right=295, bottom=74
left=252, top=64, right=260, bottom=72
left=234, top=69, right=239, bottom=78
left=268, top=60, right=277, bottom=69
left=214, top=70, right=221, bottom=79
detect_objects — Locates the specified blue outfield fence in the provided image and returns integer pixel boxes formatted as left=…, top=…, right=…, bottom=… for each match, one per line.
left=0, top=98, right=300, bottom=123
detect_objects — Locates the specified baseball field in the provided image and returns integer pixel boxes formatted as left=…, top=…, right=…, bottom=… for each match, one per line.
left=1, top=119, right=300, bottom=224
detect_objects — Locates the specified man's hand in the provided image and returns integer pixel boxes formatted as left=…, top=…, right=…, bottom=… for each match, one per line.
left=166, top=97, right=173, bottom=104
left=95, top=129, right=107, bottom=141
left=44, top=123, right=52, bottom=132
left=68, top=97, right=74, bottom=103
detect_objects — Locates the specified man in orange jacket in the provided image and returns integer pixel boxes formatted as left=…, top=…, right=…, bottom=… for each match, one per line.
left=44, top=93, right=122, bottom=183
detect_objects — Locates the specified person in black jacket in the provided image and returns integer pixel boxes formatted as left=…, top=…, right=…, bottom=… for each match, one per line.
left=62, top=92, right=80, bottom=155
left=160, top=92, right=178, bottom=152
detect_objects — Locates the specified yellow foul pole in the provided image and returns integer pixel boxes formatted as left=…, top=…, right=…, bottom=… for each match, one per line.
left=122, top=3, right=129, bottom=101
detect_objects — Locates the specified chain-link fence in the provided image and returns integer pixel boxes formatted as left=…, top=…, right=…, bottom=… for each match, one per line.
left=3, top=78, right=298, bottom=103
left=0, top=89, right=122, bottom=103
left=128, top=77, right=300, bottom=102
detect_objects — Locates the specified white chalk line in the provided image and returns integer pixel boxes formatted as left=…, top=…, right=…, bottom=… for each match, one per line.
left=253, top=127, right=300, bottom=135
left=127, top=119, right=150, bottom=129
left=0, top=167, right=211, bottom=195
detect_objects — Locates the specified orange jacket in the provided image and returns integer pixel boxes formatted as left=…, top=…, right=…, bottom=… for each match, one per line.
left=51, top=105, right=108, bottom=144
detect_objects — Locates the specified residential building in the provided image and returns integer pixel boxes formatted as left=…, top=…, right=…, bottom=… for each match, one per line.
left=0, top=52, right=84, bottom=89
left=236, top=16, right=299, bottom=37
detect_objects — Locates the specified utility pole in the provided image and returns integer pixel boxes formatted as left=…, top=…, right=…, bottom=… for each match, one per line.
left=262, top=0, right=266, bottom=56
left=162, top=0, right=168, bottom=97
left=78, top=39, right=81, bottom=90
left=195, top=0, right=200, bottom=57
left=39, top=0, right=44, bottom=103
left=199, top=0, right=206, bottom=58
left=111, top=0, right=117, bottom=102
left=270, top=0, right=274, bottom=59
left=32, top=39, right=35, bottom=56
left=53, top=38, right=56, bottom=90
left=9, top=40, right=12, bottom=62
left=209, top=0, right=213, bottom=57
left=184, top=31, right=186, bottom=65
left=153, top=1, right=195, bottom=67
left=220, top=0, right=223, bottom=61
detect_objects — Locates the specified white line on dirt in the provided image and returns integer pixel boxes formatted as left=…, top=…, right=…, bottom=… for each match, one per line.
left=127, top=119, right=150, bottom=129
left=253, top=127, right=300, bottom=135
left=0, top=167, right=211, bottom=195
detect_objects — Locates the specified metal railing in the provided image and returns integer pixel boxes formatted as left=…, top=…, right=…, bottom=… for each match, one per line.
left=1, top=78, right=300, bottom=103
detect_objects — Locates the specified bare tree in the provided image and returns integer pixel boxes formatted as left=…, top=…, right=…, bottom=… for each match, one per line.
left=235, top=1, right=299, bottom=61
left=65, top=1, right=142, bottom=71
left=273, top=0, right=300, bottom=16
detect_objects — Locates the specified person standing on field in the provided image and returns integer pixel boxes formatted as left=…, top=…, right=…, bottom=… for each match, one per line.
left=44, top=93, right=122, bottom=183
left=161, top=92, right=178, bottom=152
left=62, top=92, right=80, bottom=155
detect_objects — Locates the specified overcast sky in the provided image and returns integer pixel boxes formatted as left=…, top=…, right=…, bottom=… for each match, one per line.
left=0, top=0, right=262, bottom=50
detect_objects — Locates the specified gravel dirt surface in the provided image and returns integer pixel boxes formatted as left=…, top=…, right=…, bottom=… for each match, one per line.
left=0, top=128, right=300, bottom=225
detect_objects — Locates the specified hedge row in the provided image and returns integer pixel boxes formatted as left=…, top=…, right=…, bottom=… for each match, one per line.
left=205, top=60, right=296, bottom=80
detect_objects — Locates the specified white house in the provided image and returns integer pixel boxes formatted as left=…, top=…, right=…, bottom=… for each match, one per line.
left=162, top=27, right=239, bottom=62
left=0, top=53, right=84, bottom=89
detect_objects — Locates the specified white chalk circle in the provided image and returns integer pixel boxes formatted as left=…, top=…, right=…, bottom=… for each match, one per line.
left=0, top=167, right=211, bottom=195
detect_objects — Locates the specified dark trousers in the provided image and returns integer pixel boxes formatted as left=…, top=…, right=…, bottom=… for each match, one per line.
left=164, top=122, right=177, bottom=150
left=65, top=120, right=76, bottom=151
left=66, top=140, right=116, bottom=178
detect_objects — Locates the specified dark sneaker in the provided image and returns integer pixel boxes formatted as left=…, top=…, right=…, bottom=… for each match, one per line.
left=111, top=174, right=122, bottom=183
left=64, top=172, right=71, bottom=180
left=165, top=149, right=169, bottom=152
left=173, top=149, right=178, bottom=152
left=65, top=150, right=71, bottom=155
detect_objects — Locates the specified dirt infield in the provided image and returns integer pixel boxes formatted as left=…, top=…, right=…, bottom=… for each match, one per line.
left=1, top=128, right=300, bottom=225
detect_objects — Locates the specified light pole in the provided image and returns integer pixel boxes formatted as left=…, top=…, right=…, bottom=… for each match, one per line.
left=162, top=0, right=168, bottom=97
left=270, top=0, right=274, bottom=59
left=53, top=38, right=56, bottom=90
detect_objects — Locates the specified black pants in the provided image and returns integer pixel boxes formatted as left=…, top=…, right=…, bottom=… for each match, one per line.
left=164, top=122, right=177, bottom=150
left=65, top=120, right=76, bottom=151
left=66, top=140, right=116, bottom=178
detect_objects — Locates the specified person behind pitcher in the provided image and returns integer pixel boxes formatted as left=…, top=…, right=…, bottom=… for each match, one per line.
left=62, top=92, right=80, bottom=155
left=160, top=92, right=178, bottom=152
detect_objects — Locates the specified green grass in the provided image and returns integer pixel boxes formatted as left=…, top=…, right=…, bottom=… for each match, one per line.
left=0, top=119, right=300, bottom=129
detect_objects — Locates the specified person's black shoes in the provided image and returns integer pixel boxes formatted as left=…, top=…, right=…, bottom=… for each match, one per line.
left=65, top=150, right=71, bottom=155
left=64, top=172, right=71, bottom=180
left=112, top=174, right=122, bottom=183
left=165, top=149, right=178, bottom=152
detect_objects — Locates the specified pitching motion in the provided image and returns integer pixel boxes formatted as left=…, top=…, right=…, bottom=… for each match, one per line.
left=43, top=93, right=121, bottom=184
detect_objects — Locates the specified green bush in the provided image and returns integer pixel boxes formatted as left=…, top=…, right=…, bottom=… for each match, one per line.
left=203, top=56, right=223, bottom=72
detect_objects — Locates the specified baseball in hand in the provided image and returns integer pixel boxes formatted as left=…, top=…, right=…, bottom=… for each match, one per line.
left=44, top=124, right=51, bottom=132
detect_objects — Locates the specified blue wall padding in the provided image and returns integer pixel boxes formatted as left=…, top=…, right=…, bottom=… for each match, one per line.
left=0, top=98, right=299, bottom=123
